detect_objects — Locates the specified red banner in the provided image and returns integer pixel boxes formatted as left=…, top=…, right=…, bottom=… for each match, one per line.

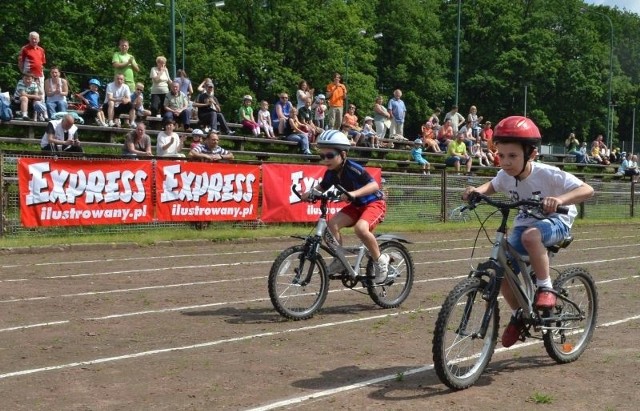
left=18, top=158, right=154, bottom=227
left=261, top=163, right=382, bottom=223
left=155, top=161, right=260, bottom=222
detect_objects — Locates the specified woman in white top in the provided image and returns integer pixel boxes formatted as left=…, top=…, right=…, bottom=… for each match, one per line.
left=150, top=56, right=171, bottom=116
left=156, top=119, right=185, bottom=157
left=44, top=66, right=68, bottom=119
left=296, top=80, right=314, bottom=109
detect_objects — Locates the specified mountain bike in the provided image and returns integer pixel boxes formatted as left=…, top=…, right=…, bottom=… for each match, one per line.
left=432, top=193, right=598, bottom=390
left=267, top=185, right=414, bottom=320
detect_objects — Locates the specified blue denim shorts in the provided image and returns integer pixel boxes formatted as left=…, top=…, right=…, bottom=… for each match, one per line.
left=508, top=218, right=570, bottom=256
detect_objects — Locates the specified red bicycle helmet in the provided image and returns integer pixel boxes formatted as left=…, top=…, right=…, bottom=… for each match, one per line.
left=493, top=116, right=541, bottom=146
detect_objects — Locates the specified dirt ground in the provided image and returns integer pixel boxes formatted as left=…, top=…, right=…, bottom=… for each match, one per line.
left=0, top=222, right=639, bottom=411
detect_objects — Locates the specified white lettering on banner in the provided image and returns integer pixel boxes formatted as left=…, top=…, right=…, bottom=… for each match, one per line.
left=170, top=204, right=254, bottom=218
left=160, top=164, right=256, bottom=204
left=39, top=205, right=148, bottom=222
left=25, top=162, right=148, bottom=206
left=289, top=171, right=322, bottom=204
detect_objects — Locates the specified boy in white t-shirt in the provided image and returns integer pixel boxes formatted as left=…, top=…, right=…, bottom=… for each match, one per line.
left=463, top=116, right=594, bottom=348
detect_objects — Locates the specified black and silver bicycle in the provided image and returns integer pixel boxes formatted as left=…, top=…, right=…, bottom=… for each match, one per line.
left=267, top=185, right=414, bottom=320
left=432, top=193, right=598, bottom=390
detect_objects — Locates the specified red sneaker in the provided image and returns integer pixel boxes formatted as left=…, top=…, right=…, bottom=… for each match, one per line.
left=501, top=316, right=524, bottom=348
left=535, top=289, right=557, bottom=309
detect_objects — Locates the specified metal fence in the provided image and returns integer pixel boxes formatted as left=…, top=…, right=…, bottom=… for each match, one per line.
left=1, top=151, right=638, bottom=237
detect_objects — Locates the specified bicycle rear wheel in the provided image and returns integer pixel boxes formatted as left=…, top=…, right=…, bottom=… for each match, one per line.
left=543, top=267, right=598, bottom=363
left=366, top=241, right=414, bottom=308
left=432, top=277, right=499, bottom=390
left=268, top=245, right=329, bottom=320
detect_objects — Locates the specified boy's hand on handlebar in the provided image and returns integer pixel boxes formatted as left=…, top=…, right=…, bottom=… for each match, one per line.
left=542, top=196, right=562, bottom=214
left=462, top=186, right=479, bottom=201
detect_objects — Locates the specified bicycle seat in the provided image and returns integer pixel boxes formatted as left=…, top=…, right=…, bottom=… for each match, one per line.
left=547, top=236, right=573, bottom=253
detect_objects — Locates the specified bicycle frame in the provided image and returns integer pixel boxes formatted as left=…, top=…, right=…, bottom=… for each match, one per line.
left=467, top=196, right=579, bottom=339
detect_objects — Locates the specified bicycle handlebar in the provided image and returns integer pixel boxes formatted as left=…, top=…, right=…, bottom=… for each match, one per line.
left=465, top=192, right=570, bottom=215
left=291, top=184, right=347, bottom=203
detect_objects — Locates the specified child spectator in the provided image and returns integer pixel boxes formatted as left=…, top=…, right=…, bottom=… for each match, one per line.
left=130, top=82, right=151, bottom=128
left=77, top=79, right=107, bottom=127
left=238, top=95, right=261, bottom=137
left=257, top=100, right=276, bottom=139
left=471, top=135, right=491, bottom=166
left=361, top=116, right=378, bottom=148
left=411, top=139, right=431, bottom=175
left=298, top=97, right=323, bottom=143
left=420, top=121, right=441, bottom=152
left=12, top=72, right=47, bottom=121
left=301, top=130, right=389, bottom=283
left=579, top=142, right=592, bottom=163
left=190, top=128, right=204, bottom=149
left=617, top=153, right=640, bottom=182
left=313, top=94, right=327, bottom=130
left=462, top=116, right=594, bottom=348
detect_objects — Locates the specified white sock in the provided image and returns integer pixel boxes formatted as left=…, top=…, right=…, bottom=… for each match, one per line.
left=536, top=278, right=553, bottom=289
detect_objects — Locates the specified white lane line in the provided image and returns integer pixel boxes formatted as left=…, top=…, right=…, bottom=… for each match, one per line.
left=0, top=276, right=264, bottom=303
left=245, top=314, right=640, bottom=411
left=0, top=307, right=436, bottom=380
left=0, top=321, right=70, bottom=333
left=0, top=250, right=276, bottom=269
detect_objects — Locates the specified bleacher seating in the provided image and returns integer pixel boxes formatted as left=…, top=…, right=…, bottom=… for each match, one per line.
left=0, top=118, right=624, bottom=176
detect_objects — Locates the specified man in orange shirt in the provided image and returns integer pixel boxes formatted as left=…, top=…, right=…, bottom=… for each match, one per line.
left=326, top=72, right=347, bottom=130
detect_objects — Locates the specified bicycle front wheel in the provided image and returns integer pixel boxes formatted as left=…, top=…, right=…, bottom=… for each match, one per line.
left=366, top=241, right=414, bottom=308
left=543, top=267, right=598, bottom=363
left=432, top=277, right=499, bottom=390
left=268, top=245, right=329, bottom=320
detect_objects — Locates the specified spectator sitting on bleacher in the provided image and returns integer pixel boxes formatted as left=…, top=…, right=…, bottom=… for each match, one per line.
left=163, top=81, right=192, bottom=132
left=257, top=100, right=276, bottom=139
left=103, top=74, right=134, bottom=127
left=273, top=92, right=293, bottom=135
left=437, top=118, right=454, bottom=151
left=130, top=82, right=151, bottom=128
left=590, top=134, right=610, bottom=165
left=156, top=119, right=186, bottom=157
left=341, top=104, right=362, bottom=146
left=420, top=121, right=441, bottom=152
left=12, top=72, right=47, bottom=121
left=238, top=95, right=260, bottom=137
left=481, top=121, right=498, bottom=165
left=445, top=131, right=472, bottom=175
left=190, top=128, right=204, bottom=149
left=579, top=142, right=593, bottom=164
left=411, top=139, right=431, bottom=175
left=189, top=131, right=234, bottom=161
left=298, top=97, right=323, bottom=143
left=286, top=107, right=312, bottom=155
left=193, top=81, right=235, bottom=135
left=471, top=135, right=491, bottom=167
left=361, top=116, right=377, bottom=148
left=616, top=153, right=639, bottom=182
left=77, top=79, right=107, bottom=127
left=459, top=120, right=476, bottom=150
left=44, top=66, right=68, bottom=119
left=564, top=133, right=585, bottom=163
left=40, top=114, right=82, bottom=152
left=122, top=121, right=152, bottom=157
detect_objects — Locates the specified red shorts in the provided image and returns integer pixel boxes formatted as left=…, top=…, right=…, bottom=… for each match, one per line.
left=338, top=200, right=386, bottom=230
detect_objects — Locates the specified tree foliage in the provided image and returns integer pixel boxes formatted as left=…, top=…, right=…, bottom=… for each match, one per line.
left=0, top=0, right=639, bottom=147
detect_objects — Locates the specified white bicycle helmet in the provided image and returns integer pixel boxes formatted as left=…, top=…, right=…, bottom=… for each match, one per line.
left=317, top=130, right=351, bottom=151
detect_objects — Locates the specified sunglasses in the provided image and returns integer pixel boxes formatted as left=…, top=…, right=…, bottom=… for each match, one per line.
left=318, top=152, right=339, bottom=160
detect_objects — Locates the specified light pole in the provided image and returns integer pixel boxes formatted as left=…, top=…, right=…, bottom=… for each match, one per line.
left=455, top=0, right=461, bottom=106
left=344, top=31, right=383, bottom=109
left=156, top=1, right=225, bottom=78
left=581, top=7, right=614, bottom=150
